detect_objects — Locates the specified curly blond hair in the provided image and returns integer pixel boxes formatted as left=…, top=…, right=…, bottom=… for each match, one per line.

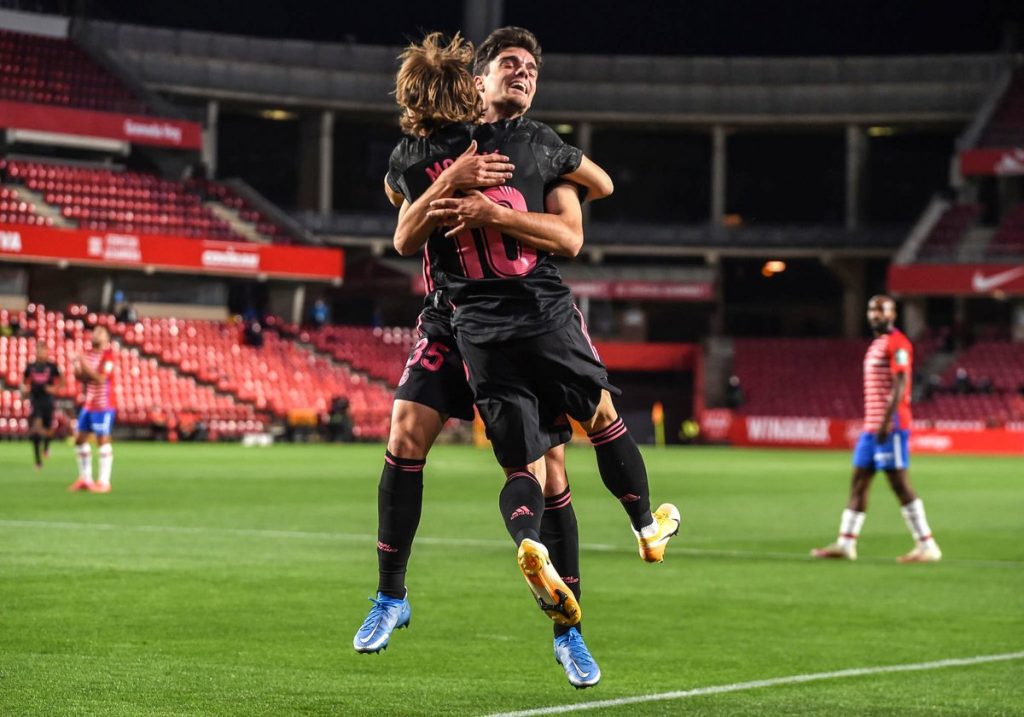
left=394, top=32, right=483, bottom=137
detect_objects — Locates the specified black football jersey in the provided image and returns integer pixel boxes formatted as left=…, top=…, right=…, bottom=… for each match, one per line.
left=24, top=361, right=60, bottom=401
left=387, top=118, right=583, bottom=343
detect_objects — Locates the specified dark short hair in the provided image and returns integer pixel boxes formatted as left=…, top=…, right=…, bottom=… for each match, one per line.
left=473, top=26, right=542, bottom=77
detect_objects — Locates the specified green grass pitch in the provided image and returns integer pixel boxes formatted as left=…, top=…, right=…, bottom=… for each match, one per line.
left=1, top=441, right=1022, bottom=716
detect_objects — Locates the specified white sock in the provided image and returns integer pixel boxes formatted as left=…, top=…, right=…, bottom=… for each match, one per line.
left=837, top=509, right=865, bottom=550
left=76, top=444, right=93, bottom=482
left=634, top=516, right=659, bottom=539
left=900, top=499, right=936, bottom=548
left=98, top=444, right=113, bottom=486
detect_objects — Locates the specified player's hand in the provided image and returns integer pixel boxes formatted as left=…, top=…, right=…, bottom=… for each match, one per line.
left=427, top=191, right=501, bottom=237
left=440, top=141, right=514, bottom=190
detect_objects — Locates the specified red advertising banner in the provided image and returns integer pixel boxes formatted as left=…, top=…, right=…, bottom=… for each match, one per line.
left=888, top=263, right=1024, bottom=296
left=0, top=224, right=343, bottom=281
left=410, top=274, right=713, bottom=301
left=567, top=280, right=713, bottom=301
left=0, top=100, right=202, bottom=150
left=959, top=148, right=1024, bottom=176
left=699, top=411, right=1024, bottom=455
left=592, top=342, right=696, bottom=371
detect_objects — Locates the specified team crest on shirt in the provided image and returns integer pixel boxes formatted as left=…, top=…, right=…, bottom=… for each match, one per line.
left=894, top=348, right=909, bottom=366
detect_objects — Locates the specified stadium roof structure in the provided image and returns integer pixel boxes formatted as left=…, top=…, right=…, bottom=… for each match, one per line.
left=79, top=20, right=1004, bottom=125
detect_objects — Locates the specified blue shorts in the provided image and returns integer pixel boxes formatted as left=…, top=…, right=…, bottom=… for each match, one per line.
left=78, top=409, right=116, bottom=437
left=852, top=429, right=910, bottom=471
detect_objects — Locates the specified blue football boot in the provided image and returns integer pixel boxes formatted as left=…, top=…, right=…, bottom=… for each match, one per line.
left=353, top=591, right=411, bottom=654
left=554, top=627, right=601, bottom=688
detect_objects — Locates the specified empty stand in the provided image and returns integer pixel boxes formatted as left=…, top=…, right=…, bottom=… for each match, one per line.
left=0, top=185, right=52, bottom=226
left=917, top=204, right=981, bottom=259
left=979, top=74, right=1024, bottom=149
left=732, top=338, right=866, bottom=419
left=0, top=160, right=302, bottom=244
left=115, top=317, right=394, bottom=439
left=1, top=160, right=245, bottom=240
left=988, top=204, right=1024, bottom=257
left=0, top=307, right=263, bottom=438
left=733, top=336, right=1024, bottom=425
left=305, top=325, right=416, bottom=386
left=189, top=180, right=292, bottom=244
left=0, top=28, right=147, bottom=114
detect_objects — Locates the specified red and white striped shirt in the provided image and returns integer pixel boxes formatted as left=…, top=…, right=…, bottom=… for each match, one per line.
left=863, top=329, right=912, bottom=432
left=82, top=347, right=116, bottom=410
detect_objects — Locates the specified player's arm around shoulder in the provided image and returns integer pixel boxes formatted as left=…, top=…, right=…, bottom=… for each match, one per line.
left=529, top=120, right=613, bottom=201
left=384, top=177, right=404, bottom=209
left=562, top=155, right=614, bottom=202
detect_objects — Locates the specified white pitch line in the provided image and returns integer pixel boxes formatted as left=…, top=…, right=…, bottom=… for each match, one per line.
left=481, top=651, right=1024, bottom=717
left=0, top=519, right=1020, bottom=568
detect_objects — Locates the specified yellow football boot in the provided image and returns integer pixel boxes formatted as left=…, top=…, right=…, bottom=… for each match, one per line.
left=517, top=539, right=581, bottom=626
left=636, top=503, right=681, bottom=563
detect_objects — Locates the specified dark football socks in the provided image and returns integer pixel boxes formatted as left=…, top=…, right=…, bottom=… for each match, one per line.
left=541, top=486, right=583, bottom=638
left=499, top=470, right=545, bottom=545
left=31, top=435, right=42, bottom=466
left=376, top=451, right=425, bottom=599
left=588, top=418, right=654, bottom=531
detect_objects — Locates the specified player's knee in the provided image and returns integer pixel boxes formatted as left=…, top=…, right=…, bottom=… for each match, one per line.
left=542, top=452, right=567, bottom=496
left=386, top=418, right=431, bottom=459
left=581, top=395, right=618, bottom=434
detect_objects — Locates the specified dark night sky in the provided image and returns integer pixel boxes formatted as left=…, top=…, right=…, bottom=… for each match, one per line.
left=73, top=0, right=1022, bottom=56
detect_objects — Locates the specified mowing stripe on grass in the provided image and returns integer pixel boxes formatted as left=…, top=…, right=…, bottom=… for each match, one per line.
left=482, top=651, right=1024, bottom=717
left=1, top=519, right=1021, bottom=568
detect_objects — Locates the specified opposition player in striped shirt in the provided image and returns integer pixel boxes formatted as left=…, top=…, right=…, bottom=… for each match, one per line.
left=812, top=295, right=941, bottom=563
left=68, top=325, right=117, bottom=494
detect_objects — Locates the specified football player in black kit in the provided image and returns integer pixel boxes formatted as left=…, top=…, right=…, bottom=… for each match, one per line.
left=22, top=342, right=63, bottom=469
left=355, top=29, right=679, bottom=688
left=354, top=29, right=610, bottom=685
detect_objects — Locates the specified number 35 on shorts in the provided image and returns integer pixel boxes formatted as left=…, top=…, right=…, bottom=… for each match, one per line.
left=405, top=339, right=450, bottom=373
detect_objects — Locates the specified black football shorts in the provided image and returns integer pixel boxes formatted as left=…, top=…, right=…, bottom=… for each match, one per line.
left=29, top=399, right=55, bottom=428
left=394, top=327, right=476, bottom=422
left=457, top=314, right=619, bottom=467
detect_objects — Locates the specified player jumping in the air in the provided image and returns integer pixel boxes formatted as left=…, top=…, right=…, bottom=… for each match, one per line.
left=355, top=31, right=614, bottom=687
left=812, top=295, right=941, bottom=563
left=68, top=325, right=117, bottom=494
left=359, top=28, right=680, bottom=687
left=22, top=342, right=63, bottom=470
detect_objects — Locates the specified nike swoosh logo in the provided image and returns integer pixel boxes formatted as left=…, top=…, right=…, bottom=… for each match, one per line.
left=569, top=659, right=590, bottom=678
left=359, top=625, right=380, bottom=644
left=971, top=267, right=1024, bottom=292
